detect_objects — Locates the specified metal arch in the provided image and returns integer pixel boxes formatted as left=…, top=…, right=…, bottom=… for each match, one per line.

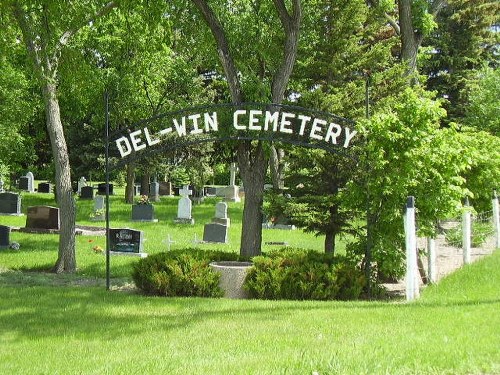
left=106, top=102, right=360, bottom=172
left=109, top=135, right=359, bottom=171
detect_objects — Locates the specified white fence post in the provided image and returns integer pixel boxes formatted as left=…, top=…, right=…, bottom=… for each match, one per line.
left=427, top=237, right=436, bottom=284
left=404, top=196, right=419, bottom=301
left=493, top=190, right=500, bottom=249
left=462, top=197, right=471, bottom=264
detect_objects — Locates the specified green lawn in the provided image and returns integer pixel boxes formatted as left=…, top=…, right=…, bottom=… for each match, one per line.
left=0, top=190, right=499, bottom=374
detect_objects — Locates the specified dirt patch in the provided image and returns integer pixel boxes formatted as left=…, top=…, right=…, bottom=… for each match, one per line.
left=383, top=233, right=497, bottom=296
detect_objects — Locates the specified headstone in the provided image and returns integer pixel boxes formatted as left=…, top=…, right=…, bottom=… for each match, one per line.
left=0, top=179, right=4, bottom=193
left=149, top=182, right=160, bottom=202
left=204, top=186, right=217, bottom=196
left=159, top=181, right=172, bottom=196
left=203, top=223, right=228, bottom=243
left=134, top=184, right=141, bottom=196
left=80, top=186, right=94, bottom=199
left=174, top=185, right=194, bottom=224
left=77, top=177, right=87, bottom=194
left=97, top=183, right=113, bottom=195
left=26, top=172, right=34, bottom=193
left=229, top=162, right=238, bottom=186
left=25, top=206, right=60, bottom=230
left=213, top=201, right=230, bottom=227
left=94, top=195, right=105, bottom=211
left=91, top=196, right=105, bottom=221
left=225, top=163, right=241, bottom=202
left=37, top=182, right=52, bottom=193
left=0, top=192, right=22, bottom=216
left=109, top=228, right=144, bottom=253
left=0, top=225, right=10, bottom=249
left=19, top=172, right=35, bottom=193
left=131, top=203, right=157, bottom=222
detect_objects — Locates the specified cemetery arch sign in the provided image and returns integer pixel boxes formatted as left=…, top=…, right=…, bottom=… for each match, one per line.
left=107, top=102, right=358, bottom=171
left=103, top=102, right=360, bottom=290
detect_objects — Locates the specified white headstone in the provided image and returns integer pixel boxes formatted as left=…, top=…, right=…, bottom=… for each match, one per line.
left=78, top=177, right=87, bottom=194
left=215, top=202, right=228, bottom=219
left=175, top=185, right=194, bottom=224
left=213, top=201, right=230, bottom=227
left=94, top=195, right=105, bottom=211
left=26, top=172, right=35, bottom=193
left=0, top=179, right=4, bottom=193
left=229, top=162, right=238, bottom=186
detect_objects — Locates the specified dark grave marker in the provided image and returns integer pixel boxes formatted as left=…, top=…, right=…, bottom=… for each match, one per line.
left=109, top=228, right=144, bottom=253
left=26, top=206, right=60, bottom=230
left=203, top=223, right=228, bottom=243
left=80, top=186, right=94, bottom=199
left=97, top=183, right=113, bottom=195
left=159, top=181, right=172, bottom=196
left=0, top=225, right=10, bottom=249
left=0, top=192, right=22, bottom=216
left=37, top=182, right=52, bottom=193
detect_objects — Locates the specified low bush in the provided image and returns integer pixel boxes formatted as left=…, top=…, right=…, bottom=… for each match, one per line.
left=132, top=249, right=240, bottom=297
left=244, top=248, right=366, bottom=300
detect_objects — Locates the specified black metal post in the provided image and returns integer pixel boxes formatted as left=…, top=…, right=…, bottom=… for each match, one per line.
left=105, top=91, right=111, bottom=291
left=364, top=72, right=372, bottom=298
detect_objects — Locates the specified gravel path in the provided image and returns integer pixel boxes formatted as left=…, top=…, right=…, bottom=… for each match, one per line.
left=383, top=232, right=497, bottom=296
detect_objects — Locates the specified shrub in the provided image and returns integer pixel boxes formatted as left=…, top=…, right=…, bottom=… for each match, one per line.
left=132, top=249, right=240, bottom=297
left=244, top=248, right=366, bottom=300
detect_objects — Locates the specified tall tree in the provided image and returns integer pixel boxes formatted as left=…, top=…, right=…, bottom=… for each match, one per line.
left=421, top=0, right=499, bottom=121
left=7, top=0, right=117, bottom=273
left=190, top=0, right=302, bottom=257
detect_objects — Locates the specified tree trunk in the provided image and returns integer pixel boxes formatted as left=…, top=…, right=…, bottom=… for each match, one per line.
left=398, top=0, right=422, bottom=76
left=125, top=163, right=135, bottom=203
left=238, top=141, right=267, bottom=257
left=269, top=145, right=285, bottom=190
left=43, top=82, right=76, bottom=273
left=324, top=232, right=335, bottom=255
left=140, top=172, right=150, bottom=195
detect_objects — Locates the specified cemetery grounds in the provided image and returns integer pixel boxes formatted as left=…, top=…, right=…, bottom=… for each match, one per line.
left=0, top=188, right=499, bottom=374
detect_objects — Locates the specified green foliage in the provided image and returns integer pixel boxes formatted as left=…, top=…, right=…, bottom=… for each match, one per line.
left=465, top=66, right=500, bottom=136
left=131, top=249, right=240, bottom=297
left=346, top=88, right=469, bottom=279
left=245, top=248, right=366, bottom=300
left=445, top=221, right=493, bottom=248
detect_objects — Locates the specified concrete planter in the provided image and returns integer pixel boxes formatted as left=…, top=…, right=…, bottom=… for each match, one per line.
left=209, top=261, right=253, bottom=299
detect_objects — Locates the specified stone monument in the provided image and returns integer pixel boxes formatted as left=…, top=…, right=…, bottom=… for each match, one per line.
left=174, top=185, right=194, bottom=224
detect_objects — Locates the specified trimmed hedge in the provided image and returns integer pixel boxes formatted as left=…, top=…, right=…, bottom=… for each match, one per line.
left=132, top=248, right=366, bottom=300
left=132, top=249, right=240, bottom=297
left=244, top=248, right=366, bottom=300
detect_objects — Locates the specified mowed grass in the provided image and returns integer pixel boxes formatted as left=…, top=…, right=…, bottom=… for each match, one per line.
left=0, top=251, right=498, bottom=374
left=0, top=188, right=332, bottom=280
left=0, top=188, right=499, bottom=374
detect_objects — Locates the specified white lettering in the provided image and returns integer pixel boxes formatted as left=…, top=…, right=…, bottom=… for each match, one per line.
left=310, top=118, right=326, bottom=140
left=343, top=127, right=357, bottom=148
left=144, top=127, right=160, bottom=146
left=297, top=115, right=311, bottom=136
left=159, top=127, right=172, bottom=135
left=233, top=110, right=246, bottom=130
left=116, top=137, right=132, bottom=158
left=204, top=112, right=218, bottom=132
left=173, top=117, right=187, bottom=136
left=264, top=111, right=279, bottom=131
left=189, top=114, right=203, bottom=135
left=130, top=129, right=146, bottom=151
left=280, top=112, right=295, bottom=134
left=324, top=123, right=342, bottom=144
left=248, top=110, right=262, bottom=131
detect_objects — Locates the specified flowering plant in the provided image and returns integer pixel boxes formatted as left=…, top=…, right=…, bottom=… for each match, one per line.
left=92, top=245, right=104, bottom=253
left=136, top=195, right=151, bottom=205
left=89, top=208, right=105, bottom=219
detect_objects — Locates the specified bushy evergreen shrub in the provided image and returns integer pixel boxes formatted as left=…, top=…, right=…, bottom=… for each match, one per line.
left=244, top=248, right=365, bottom=300
left=132, top=249, right=240, bottom=297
